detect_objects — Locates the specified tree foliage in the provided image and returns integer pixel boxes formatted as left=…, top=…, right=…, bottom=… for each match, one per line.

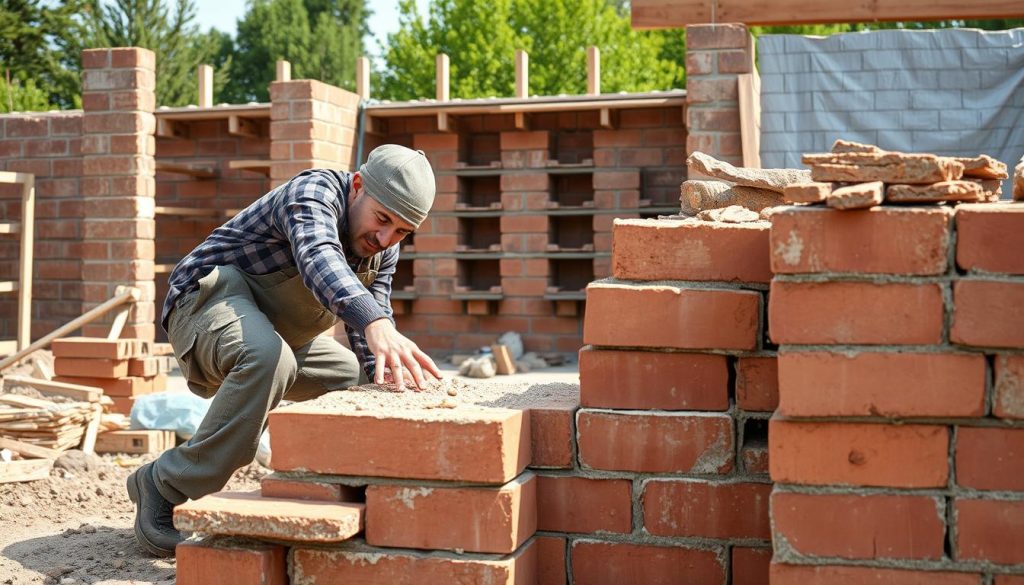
left=0, top=0, right=84, bottom=109
left=225, top=0, right=368, bottom=103
left=0, top=75, right=52, bottom=113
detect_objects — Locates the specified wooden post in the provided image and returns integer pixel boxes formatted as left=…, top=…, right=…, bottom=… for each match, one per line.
left=17, top=175, right=33, bottom=351
left=198, top=64, right=213, bottom=107
left=356, top=56, right=370, bottom=100
left=587, top=46, right=601, bottom=95
left=436, top=53, right=452, bottom=131
left=738, top=72, right=762, bottom=168
left=276, top=59, right=291, bottom=82
left=515, top=49, right=529, bottom=98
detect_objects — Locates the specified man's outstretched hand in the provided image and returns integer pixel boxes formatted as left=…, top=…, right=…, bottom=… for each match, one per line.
left=364, top=318, right=442, bottom=390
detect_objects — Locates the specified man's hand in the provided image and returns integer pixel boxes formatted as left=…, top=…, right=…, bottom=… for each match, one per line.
left=364, top=318, right=442, bottom=390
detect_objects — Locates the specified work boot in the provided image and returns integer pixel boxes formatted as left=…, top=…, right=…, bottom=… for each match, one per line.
left=126, top=462, right=182, bottom=557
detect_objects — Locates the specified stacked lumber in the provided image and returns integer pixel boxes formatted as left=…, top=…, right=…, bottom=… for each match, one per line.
left=50, top=337, right=172, bottom=415
left=785, top=139, right=1010, bottom=210
left=0, top=393, right=97, bottom=450
left=0, top=436, right=58, bottom=484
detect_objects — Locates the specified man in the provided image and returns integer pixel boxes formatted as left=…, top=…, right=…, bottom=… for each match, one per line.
left=126, top=144, right=442, bottom=557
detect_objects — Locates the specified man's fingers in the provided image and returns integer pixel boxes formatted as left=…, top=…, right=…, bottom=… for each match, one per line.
left=390, top=352, right=405, bottom=388
left=405, top=354, right=426, bottom=391
left=414, top=347, right=443, bottom=379
left=374, top=352, right=387, bottom=384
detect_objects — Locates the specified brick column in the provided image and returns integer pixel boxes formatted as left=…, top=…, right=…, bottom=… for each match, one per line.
left=685, top=23, right=753, bottom=166
left=80, top=48, right=156, bottom=341
left=269, top=80, right=360, bottom=187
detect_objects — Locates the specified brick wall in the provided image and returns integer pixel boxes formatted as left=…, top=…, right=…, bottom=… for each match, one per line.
left=768, top=203, right=1024, bottom=582
left=270, top=79, right=359, bottom=186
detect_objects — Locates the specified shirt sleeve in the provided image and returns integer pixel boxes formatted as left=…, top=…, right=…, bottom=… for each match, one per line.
left=271, top=172, right=389, bottom=334
left=346, top=245, right=399, bottom=379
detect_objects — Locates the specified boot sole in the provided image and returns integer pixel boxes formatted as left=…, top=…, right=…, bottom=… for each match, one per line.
left=126, top=468, right=176, bottom=558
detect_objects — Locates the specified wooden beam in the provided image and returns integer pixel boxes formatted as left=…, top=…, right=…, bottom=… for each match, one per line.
left=436, top=53, right=452, bottom=132
left=16, top=175, right=32, bottom=351
left=276, top=59, right=291, bottom=82
left=515, top=49, right=528, bottom=99
left=587, top=46, right=600, bottom=95
left=228, top=115, right=260, bottom=138
left=0, top=436, right=59, bottom=459
left=156, top=118, right=188, bottom=139
left=738, top=72, right=762, bottom=168
left=631, top=0, right=1024, bottom=28
left=198, top=64, right=213, bottom=108
left=154, top=205, right=222, bottom=218
left=228, top=160, right=271, bottom=175
left=356, top=56, right=370, bottom=100
left=155, top=161, right=217, bottom=179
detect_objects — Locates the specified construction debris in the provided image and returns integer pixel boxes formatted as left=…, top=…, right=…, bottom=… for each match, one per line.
left=0, top=393, right=97, bottom=451
left=1015, top=156, right=1024, bottom=200
left=688, top=151, right=812, bottom=192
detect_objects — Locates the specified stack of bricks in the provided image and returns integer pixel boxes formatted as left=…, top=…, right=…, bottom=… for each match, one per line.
left=768, top=202, right=1024, bottom=582
left=51, top=336, right=170, bottom=415
left=566, top=216, right=776, bottom=584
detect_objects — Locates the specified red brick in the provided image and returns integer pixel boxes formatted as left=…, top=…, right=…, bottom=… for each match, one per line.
left=176, top=538, right=286, bottom=585
left=53, top=357, right=129, bottom=379
left=54, top=375, right=153, bottom=397
left=579, top=347, right=729, bottom=410
left=537, top=536, right=567, bottom=585
left=366, top=473, right=536, bottom=553
left=770, top=563, right=982, bottom=585
left=642, top=480, right=771, bottom=539
left=996, top=577, right=1024, bottom=585
left=769, top=281, right=944, bottom=345
left=773, top=491, right=945, bottom=560
left=571, top=540, right=724, bottom=585
left=741, top=440, right=769, bottom=474
left=500, top=173, right=549, bottom=191
left=689, top=107, right=741, bottom=131
left=612, top=219, right=771, bottom=283
left=269, top=403, right=529, bottom=483
left=995, top=354, right=1024, bottom=419
left=51, top=337, right=139, bottom=359
left=412, top=133, right=459, bottom=151
left=290, top=540, right=536, bottom=584
left=778, top=351, right=985, bottom=418
left=260, top=475, right=362, bottom=502
left=530, top=405, right=575, bottom=468
left=536, top=475, right=632, bottom=534
left=585, top=282, right=761, bottom=350
left=956, top=203, right=1024, bottom=275
left=769, top=419, right=949, bottom=488
left=956, top=499, right=1024, bottom=565
left=173, top=491, right=364, bottom=542
left=731, top=548, right=771, bottom=585
left=592, top=129, right=642, bottom=148
left=81, top=49, right=109, bottom=69
left=719, top=49, right=754, bottom=73
left=952, top=280, right=1024, bottom=348
left=578, top=410, right=733, bottom=473
left=736, top=357, right=779, bottom=412
left=956, top=427, right=1024, bottom=491
left=500, top=131, right=550, bottom=150
left=501, top=214, right=549, bottom=233
left=771, top=206, right=952, bottom=276
left=592, top=171, right=639, bottom=190
left=687, top=77, right=739, bottom=103
left=686, top=23, right=750, bottom=50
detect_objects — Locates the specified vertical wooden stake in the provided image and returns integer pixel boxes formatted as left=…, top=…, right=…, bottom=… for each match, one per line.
left=515, top=49, right=528, bottom=98
left=276, top=59, right=291, bottom=82
left=436, top=53, right=451, bottom=131
left=198, top=64, right=213, bottom=107
left=356, top=56, right=370, bottom=100
left=17, top=176, right=33, bottom=351
left=587, top=46, right=601, bottom=95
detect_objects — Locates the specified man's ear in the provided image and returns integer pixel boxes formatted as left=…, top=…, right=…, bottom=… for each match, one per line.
left=352, top=171, right=362, bottom=194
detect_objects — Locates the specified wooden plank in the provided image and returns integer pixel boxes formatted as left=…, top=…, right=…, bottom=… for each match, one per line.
left=156, top=117, right=189, bottom=139
left=227, top=159, right=271, bottom=175
left=154, top=205, right=221, bottom=218
left=738, top=72, right=761, bottom=169
left=155, top=161, right=216, bottom=179
left=227, top=115, right=261, bottom=139
left=198, top=64, right=213, bottom=108
left=106, top=307, right=130, bottom=340
left=515, top=49, right=529, bottom=98
left=95, top=430, right=175, bottom=455
left=356, top=56, right=370, bottom=100
left=587, top=46, right=601, bottom=95
left=276, top=59, right=291, bottom=82
left=4, top=375, right=102, bottom=402
left=0, top=458, right=52, bottom=483
left=491, top=344, right=516, bottom=375
left=80, top=404, right=103, bottom=455
left=0, top=436, right=59, bottom=459
left=631, top=0, right=1024, bottom=28
left=0, top=221, right=18, bottom=234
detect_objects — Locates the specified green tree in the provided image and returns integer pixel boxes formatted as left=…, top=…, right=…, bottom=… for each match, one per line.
left=378, top=0, right=682, bottom=101
left=80, top=0, right=229, bottom=107
left=0, top=75, right=52, bottom=113
left=226, top=0, right=368, bottom=103
left=0, top=0, right=84, bottom=109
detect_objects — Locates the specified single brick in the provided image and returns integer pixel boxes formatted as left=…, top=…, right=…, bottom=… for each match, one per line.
left=578, top=410, right=734, bottom=473
left=736, top=356, right=779, bottom=412
left=51, top=337, right=140, bottom=359
left=290, top=540, right=536, bottom=585
left=952, top=280, right=1024, bottom=348
left=529, top=405, right=576, bottom=468
left=176, top=538, right=286, bottom=585
left=770, top=563, right=982, bottom=585
left=571, top=540, right=724, bottom=585
left=642, top=479, right=771, bottom=539
left=579, top=347, right=729, bottom=411
left=536, top=475, right=632, bottom=534
left=741, top=440, right=769, bottom=474
left=769, top=419, right=949, bottom=488
left=366, top=473, right=536, bottom=554
left=769, top=281, right=944, bottom=345
left=612, top=219, right=771, bottom=283
left=777, top=351, right=985, bottom=418
left=260, top=475, right=363, bottom=502
left=770, top=206, right=951, bottom=275
left=731, top=548, right=771, bottom=585
left=995, top=355, right=1024, bottom=419
left=956, top=203, right=1024, bottom=275
left=53, top=357, right=129, bottom=379
left=956, top=499, right=1024, bottom=565
left=537, top=536, right=567, bottom=585
left=585, top=281, right=761, bottom=351
left=127, top=357, right=159, bottom=377
left=53, top=375, right=153, bottom=397
left=269, top=403, right=529, bottom=483
left=173, top=491, right=363, bottom=542
left=955, top=427, right=1024, bottom=491
left=772, top=491, right=945, bottom=560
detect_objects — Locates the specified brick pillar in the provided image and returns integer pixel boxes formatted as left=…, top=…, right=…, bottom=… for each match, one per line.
left=685, top=23, right=753, bottom=166
left=80, top=47, right=156, bottom=341
left=269, top=80, right=360, bottom=187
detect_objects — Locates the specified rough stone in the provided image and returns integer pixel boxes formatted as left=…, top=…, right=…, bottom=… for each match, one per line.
left=965, top=178, right=1003, bottom=202
left=680, top=180, right=786, bottom=215
left=954, top=154, right=1008, bottom=180
left=886, top=181, right=982, bottom=203
left=831, top=139, right=883, bottom=153
left=809, top=156, right=964, bottom=184
left=696, top=205, right=762, bottom=223
left=826, top=181, right=883, bottom=210
left=783, top=182, right=830, bottom=203
left=1014, top=156, right=1024, bottom=201
left=687, top=151, right=811, bottom=192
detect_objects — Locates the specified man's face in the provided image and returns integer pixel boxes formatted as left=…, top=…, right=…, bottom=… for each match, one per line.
left=347, top=179, right=416, bottom=258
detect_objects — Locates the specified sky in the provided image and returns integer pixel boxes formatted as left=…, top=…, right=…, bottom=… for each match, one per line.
left=192, top=0, right=431, bottom=58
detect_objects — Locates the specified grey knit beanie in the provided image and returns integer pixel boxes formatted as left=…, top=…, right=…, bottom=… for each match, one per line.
left=359, top=145, right=435, bottom=228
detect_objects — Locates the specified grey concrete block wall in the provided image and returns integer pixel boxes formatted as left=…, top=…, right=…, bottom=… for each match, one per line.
left=760, top=28, right=1024, bottom=194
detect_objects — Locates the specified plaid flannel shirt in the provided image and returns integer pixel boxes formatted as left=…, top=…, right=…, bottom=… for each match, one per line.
left=161, top=169, right=397, bottom=378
